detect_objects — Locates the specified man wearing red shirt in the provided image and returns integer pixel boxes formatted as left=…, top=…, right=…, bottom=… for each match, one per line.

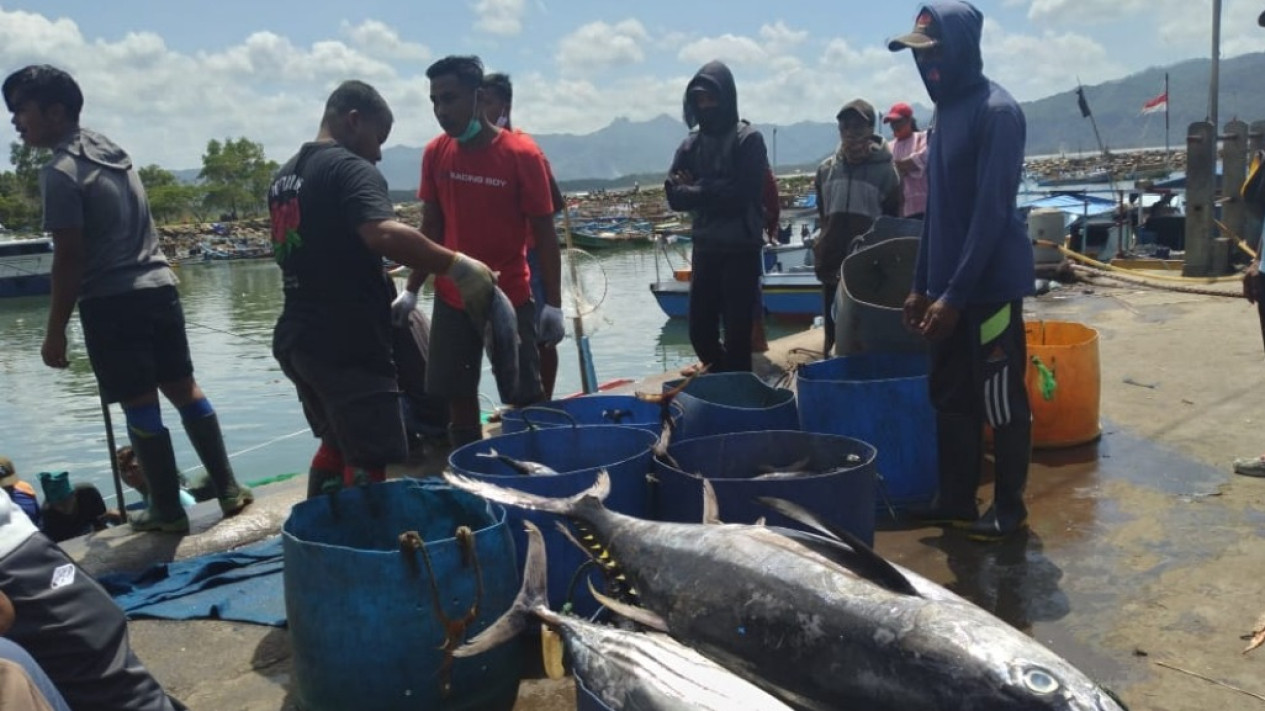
left=399, top=55, right=562, bottom=448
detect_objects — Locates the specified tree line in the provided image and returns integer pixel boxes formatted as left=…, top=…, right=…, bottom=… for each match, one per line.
left=0, top=137, right=279, bottom=232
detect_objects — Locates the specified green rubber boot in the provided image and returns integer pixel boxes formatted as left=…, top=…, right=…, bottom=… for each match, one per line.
left=183, top=412, right=254, bottom=517
left=128, top=429, right=190, bottom=534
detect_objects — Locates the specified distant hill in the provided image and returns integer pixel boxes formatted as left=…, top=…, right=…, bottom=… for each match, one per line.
left=171, top=52, right=1265, bottom=190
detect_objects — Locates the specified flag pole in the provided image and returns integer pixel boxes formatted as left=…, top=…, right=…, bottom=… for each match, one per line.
left=1164, top=72, right=1170, bottom=168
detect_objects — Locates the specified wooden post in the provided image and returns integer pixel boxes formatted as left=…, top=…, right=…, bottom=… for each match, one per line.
left=1183, top=121, right=1217, bottom=276
left=1247, top=120, right=1265, bottom=256
left=1223, top=120, right=1249, bottom=258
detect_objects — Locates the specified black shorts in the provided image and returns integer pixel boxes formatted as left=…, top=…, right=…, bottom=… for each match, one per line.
left=275, top=347, right=407, bottom=468
left=928, top=299, right=1030, bottom=429
left=79, top=285, right=194, bottom=404
left=426, top=297, right=542, bottom=405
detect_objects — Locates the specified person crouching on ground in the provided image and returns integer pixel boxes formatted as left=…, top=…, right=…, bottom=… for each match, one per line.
left=3, top=64, right=252, bottom=534
left=269, top=79, right=497, bottom=496
left=665, top=60, right=770, bottom=373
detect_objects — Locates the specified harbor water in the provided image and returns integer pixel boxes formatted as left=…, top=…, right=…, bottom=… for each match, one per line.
left=0, top=249, right=798, bottom=505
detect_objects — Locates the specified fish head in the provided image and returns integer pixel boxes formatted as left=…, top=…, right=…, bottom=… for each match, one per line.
left=911, top=603, right=1128, bottom=710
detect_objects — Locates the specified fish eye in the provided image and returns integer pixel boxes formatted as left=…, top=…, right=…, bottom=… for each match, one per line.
left=1022, top=667, right=1060, bottom=695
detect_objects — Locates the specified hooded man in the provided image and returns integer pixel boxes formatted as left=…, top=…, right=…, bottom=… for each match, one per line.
left=891, top=1, right=1035, bottom=542
left=814, top=99, right=902, bottom=355
left=665, top=61, right=770, bottom=373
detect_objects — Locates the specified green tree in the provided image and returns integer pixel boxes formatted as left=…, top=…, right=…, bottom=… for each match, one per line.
left=139, top=164, right=205, bottom=224
left=10, top=142, right=51, bottom=202
left=198, top=137, right=278, bottom=218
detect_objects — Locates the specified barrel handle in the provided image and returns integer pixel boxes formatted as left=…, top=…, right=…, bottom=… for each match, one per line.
left=518, top=405, right=580, bottom=431
left=873, top=470, right=899, bottom=522
left=397, top=526, right=485, bottom=697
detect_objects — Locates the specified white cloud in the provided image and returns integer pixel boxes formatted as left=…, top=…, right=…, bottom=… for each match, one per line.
left=342, top=20, right=431, bottom=62
left=979, top=18, right=1126, bottom=101
left=471, top=0, right=527, bottom=37
left=678, top=34, right=767, bottom=67
left=555, top=19, right=649, bottom=74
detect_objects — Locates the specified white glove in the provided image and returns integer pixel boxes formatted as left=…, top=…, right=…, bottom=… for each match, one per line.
left=390, top=290, right=418, bottom=327
left=538, top=304, right=565, bottom=346
left=446, top=252, right=496, bottom=325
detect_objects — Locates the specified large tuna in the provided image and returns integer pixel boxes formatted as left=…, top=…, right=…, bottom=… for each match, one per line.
left=443, top=470, right=1128, bottom=711
left=455, top=521, right=793, bottom=711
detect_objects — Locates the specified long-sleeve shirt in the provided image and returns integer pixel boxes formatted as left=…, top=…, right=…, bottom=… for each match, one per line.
left=888, top=131, right=929, bottom=218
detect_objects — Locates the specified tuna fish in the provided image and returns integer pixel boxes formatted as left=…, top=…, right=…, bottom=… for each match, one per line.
left=455, top=521, right=794, bottom=711
left=475, top=448, right=560, bottom=476
left=443, top=470, right=1128, bottom=711
left=481, top=286, right=520, bottom=404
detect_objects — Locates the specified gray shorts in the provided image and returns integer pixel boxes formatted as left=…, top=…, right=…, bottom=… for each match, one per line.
left=274, top=348, right=408, bottom=468
left=427, top=298, right=543, bottom=406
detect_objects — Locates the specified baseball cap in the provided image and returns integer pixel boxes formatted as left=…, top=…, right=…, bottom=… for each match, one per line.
left=883, top=102, right=914, bottom=124
left=837, top=99, right=877, bottom=127
left=889, top=8, right=939, bottom=51
left=0, top=457, right=15, bottom=488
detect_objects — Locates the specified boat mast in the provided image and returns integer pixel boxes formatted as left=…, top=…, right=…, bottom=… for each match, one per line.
left=1164, top=72, right=1170, bottom=168
left=1210, top=0, right=1222, bottom=132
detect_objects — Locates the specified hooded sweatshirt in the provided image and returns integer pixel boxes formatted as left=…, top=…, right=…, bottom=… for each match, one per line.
left=911, top=1, right=1032, bottom=307
left=664, top=61, right=769, bottom=253
left=40, top=128, right=175, bottom=300
left=813, top=134, right=902, bottom=283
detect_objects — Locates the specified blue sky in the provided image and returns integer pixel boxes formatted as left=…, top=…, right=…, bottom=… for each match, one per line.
left=2, top=1, right=1261, bottom=170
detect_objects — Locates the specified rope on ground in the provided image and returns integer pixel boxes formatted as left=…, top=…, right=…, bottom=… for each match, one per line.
left=1037, top=240, right=1243, bottom=284
left=1069, top=264, right=1242, bottom=298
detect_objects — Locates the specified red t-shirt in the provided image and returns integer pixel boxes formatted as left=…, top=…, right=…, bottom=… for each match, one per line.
left=419, top=129, right=554, bottom=308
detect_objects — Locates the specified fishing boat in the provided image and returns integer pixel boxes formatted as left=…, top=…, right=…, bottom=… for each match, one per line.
left=649, top=242, right=820, bottom=320
left=0, top=236, right=53, bottom=298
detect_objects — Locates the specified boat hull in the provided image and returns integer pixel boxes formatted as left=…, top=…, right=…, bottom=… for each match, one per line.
left=0, top=238, right=54, bottom=298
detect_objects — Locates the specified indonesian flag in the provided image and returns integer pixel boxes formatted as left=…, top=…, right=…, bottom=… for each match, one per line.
left=1141, top=92, right=1168, bottom=115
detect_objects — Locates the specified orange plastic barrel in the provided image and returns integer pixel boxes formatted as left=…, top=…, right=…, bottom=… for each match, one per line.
left=1024, top=320, right=1101, bottom=448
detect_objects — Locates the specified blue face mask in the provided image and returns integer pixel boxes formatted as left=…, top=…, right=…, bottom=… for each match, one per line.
left=456, top=94, right=483, bottom=144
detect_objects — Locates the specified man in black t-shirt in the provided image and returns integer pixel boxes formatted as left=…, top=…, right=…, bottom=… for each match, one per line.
left=268, top=80, right=496, bottom=497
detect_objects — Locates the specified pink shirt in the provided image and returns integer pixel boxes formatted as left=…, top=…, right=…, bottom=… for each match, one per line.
left=888, top=131, right=929, bottom=218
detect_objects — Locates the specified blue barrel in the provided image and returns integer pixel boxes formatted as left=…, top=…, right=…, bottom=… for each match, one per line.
left=500, top=395, right=680, bottom=436
left=283, top=480, right=521, bottom=711
left=449, top=425, right=657, bottom=616
left=796, top=353, right=938, bottom=510
left=653, top=430, right=878, bottom=546
left=661, top=372, right=799, bottom=441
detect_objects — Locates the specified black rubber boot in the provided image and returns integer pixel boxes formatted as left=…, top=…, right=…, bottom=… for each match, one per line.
left=128, top=429, right=189, bottom=534
left=966, top=419, right=1031, bottom=542
left=183, top=413, right=253, bottom=517
left=903, top=413, right=983, bottom=527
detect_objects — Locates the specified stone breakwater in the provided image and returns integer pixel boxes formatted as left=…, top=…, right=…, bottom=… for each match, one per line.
left=1025, top=148, right=1187, bottom=183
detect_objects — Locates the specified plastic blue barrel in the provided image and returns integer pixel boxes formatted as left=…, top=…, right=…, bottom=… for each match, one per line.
left=500, top=395, right=680, bottom=436
left=449, top=425, right=657, bottom=616
left=653, top=430, right=878, bottom=546
left=796, top=353, right=938, bottom=510
left=661, top=372, right=799, bottom=441
left=283, top=480, right=521, bottom=711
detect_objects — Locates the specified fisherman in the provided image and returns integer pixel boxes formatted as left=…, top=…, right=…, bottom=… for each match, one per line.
left=3, top=65, right=252, bottom=533
left=268, top=79, right=497, bottom=496
left=813, top=98, right=902, bottom=355
left=116, top=446, right=198, bottom=511
left=399, top=55, right=561, bottom=448
left=665, top=60, right=770, bottom=373
left=882, top=102, right=930, bottom=219
left=0, top=494, right=188, bottom=710
left=411, top=70, right=567, bottom=401
left=37, top=471, right=119, bottom=543
left=0, top=457, right=39, bottom=526
left=891, top=1, right=1035, bottom=541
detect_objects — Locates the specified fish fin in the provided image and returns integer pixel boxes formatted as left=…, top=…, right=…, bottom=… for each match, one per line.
left=587, top=580, right=669, bottom=632
left=701, top=478, right=722, bottom=524
left=474, top=448, right=499, bottom=460
left=444, top=469, right=610, bottom=515
left=454, top=521, right=549, bottom=657
left=757, top=497, right=919, bottom=597
left=553, top=521, right=597, bottom=561
left=754, top=516, right=766, bottom=526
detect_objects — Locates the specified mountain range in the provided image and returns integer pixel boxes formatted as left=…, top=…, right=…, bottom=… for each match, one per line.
left=176, top=52, right=1265, bottom=190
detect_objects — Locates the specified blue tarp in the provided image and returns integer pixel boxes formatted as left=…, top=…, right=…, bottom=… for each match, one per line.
left=1018, top=193, right=1117, bottom=217
left=98, top=536, right=286, bottom=627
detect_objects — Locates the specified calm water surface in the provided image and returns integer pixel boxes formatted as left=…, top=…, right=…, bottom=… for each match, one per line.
left=0, top=247, right=798, bottom=505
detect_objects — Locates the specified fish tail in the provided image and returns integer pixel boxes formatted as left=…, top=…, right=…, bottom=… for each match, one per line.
left=474, top=447, right=499, bottom=460
left=443, top=469, right=610, bottom=515
left=454, top=521, right=552, bottom=658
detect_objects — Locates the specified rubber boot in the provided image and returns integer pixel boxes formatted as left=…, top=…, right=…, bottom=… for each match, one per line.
left=128, top=429, right=190, bottom=533
left=903, top=413, right=983, bottom=527
left=183, top=413, right=253, bottom=517
left=966, top=419, right=1031, bottom=542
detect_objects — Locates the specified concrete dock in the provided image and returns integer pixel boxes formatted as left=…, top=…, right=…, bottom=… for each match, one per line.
left=56, top=280, right=1265, bottom=710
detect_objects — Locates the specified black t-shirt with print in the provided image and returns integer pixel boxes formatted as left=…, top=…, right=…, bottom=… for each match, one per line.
left=268, top=142, right=397, bottom=376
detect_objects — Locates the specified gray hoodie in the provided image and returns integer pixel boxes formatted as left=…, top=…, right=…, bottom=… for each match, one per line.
left=41, top=128, right=174, bottom=300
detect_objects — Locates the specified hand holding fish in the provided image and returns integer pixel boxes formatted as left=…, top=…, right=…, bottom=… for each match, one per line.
left=447, top=252, right=497, bottom=324
left=390, top=289, right=418, bottom=327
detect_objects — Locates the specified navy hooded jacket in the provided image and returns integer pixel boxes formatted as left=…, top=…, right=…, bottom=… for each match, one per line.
left=909, top=1, right=1033, bottom=307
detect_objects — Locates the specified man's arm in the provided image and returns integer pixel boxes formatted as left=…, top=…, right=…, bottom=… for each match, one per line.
left=404, top=201, right=444, bottom=294
left=358, top=219, right=456, bottom=275
left=43, top=228, right=83, bottom=369
left=687, top=132, right=768, bottom=214
left=530, top=216, right=561, bottom=307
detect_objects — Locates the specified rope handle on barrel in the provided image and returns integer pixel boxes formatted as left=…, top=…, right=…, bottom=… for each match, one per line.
left=397, top=526, right=485, bottom=697
left=1031, top=355, right=1058, bottom=402
left=518, top=405, right=580, bottom=431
